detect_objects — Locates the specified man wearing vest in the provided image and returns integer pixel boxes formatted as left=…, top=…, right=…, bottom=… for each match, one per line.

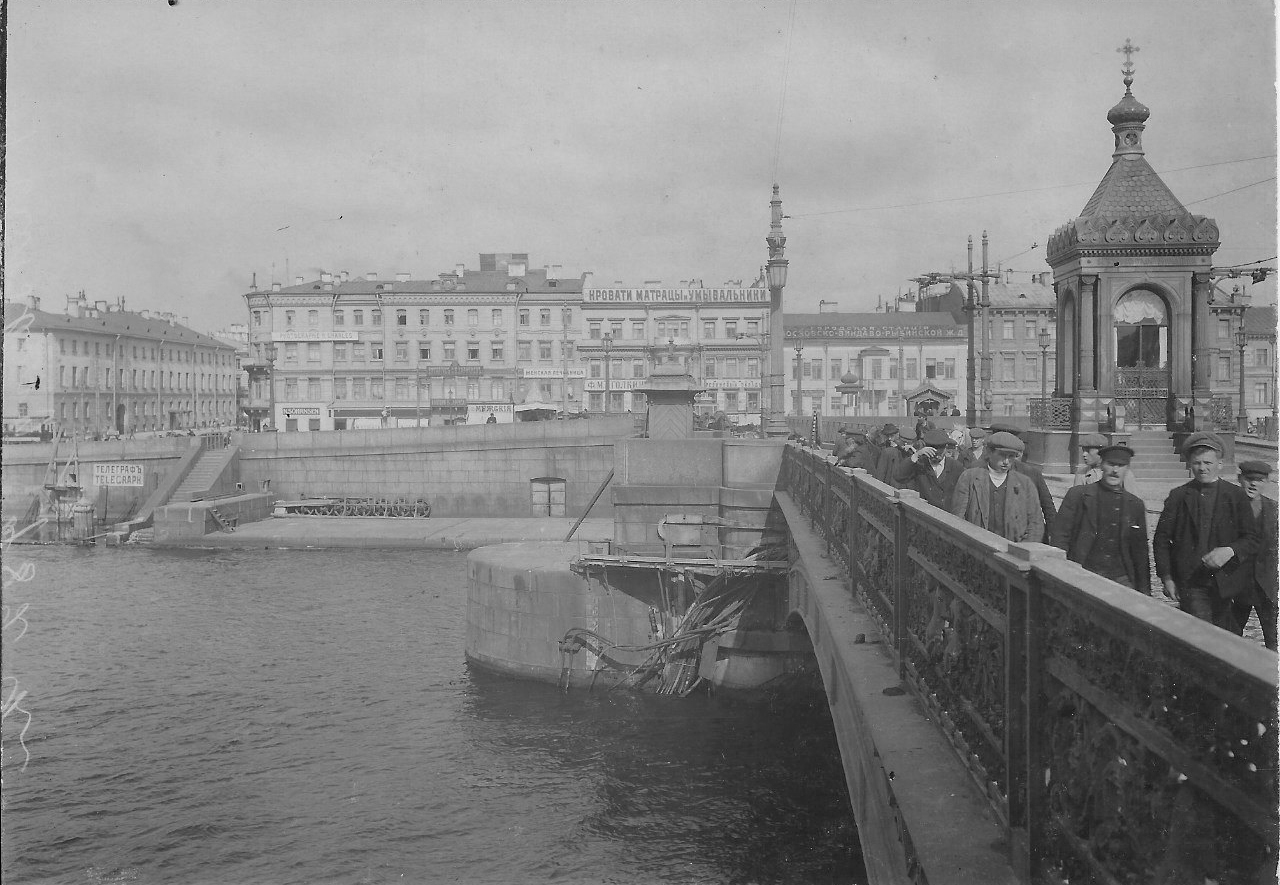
left=1051, top=443, right=1150, bottom=593
left=950, top=431, right=1044, bottom=543
left=1153, top=432, right=1260, bottom=631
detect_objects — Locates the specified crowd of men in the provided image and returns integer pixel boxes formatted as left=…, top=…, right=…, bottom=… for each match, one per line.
left=833, top=423, right=1277, bottom=649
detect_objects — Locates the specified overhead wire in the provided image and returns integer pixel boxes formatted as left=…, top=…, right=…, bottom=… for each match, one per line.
left=771, top=0, right=799, bottom=185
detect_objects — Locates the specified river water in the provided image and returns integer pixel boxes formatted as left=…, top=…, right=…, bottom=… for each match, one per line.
left=1, top=546, right=863, bottom=884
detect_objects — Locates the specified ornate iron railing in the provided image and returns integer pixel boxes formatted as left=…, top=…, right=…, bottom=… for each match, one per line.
left=777, top=444, right=1278, bottom=883
left=1028, top=397, right=1072, bottom=429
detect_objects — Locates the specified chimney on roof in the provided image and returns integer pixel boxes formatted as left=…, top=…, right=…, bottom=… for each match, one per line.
left=551, top=265, right=562, bottom=277
left=455, top=264, right=466, bottom=277
left=272, top=282, right=282, bottom=292
left=320, top=271, right=333, bottom=284
left=679, top=280, right=689, bottom=288
left=295, top=276, right=304, bottom=285
left=140, top=309, right=151, bottom=319
left=365, top=272, right=377, bottom=281
left=95, top=300, right=108, bottom=312
left=340, top=271, right=349, bottom=283
left=508, top=261, right=526, bottom=277
left=581, top=271, right=594, bottom=288
left=396, top=272, right=411, bottom=283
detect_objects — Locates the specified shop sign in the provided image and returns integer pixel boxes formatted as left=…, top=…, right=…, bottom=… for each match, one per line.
left=703, top=379, right=761, bottom=389
left=582, top=379, right=644, bottom=392
left=282, top=406, right=322, bottom=417
left=422, top=362, right=484, bottom=377
left=785, top=325, right=964, bottom=340
left=584, top=287, right=767, bottom=304
left=466, top=403, right=515, bottom=425
left=518, top=367, right=586, bottom=379
left=93, top=463, right=145, bottom=487
left=272, top=329, right=359, bottom=342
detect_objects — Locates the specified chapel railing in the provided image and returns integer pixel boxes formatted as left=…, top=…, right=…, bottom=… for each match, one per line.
left=778, top=444, right=1279, bottom=883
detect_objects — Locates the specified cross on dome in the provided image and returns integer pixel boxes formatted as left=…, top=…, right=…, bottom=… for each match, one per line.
left=1117, top=38, right=1140, bottom=90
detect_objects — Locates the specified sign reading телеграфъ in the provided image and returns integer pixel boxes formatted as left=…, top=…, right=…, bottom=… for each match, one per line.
left=93, top=463, right=145, bottom=487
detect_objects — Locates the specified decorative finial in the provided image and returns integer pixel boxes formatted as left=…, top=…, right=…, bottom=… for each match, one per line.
left=1117, top=38, right=1139, bottom=92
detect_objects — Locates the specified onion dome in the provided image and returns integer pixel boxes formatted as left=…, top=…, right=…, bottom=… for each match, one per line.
left=1107, top=89, right=1150, bottom=127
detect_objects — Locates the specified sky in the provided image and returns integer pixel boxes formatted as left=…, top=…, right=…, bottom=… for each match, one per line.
left=4, top=0, right=1276, bottom=334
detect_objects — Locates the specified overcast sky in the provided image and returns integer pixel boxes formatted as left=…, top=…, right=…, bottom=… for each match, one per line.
left=5, top=0, right=1276, bottom=333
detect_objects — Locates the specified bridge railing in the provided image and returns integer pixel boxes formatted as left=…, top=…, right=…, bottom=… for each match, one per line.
left=778, top=443, right=1279, bottom=883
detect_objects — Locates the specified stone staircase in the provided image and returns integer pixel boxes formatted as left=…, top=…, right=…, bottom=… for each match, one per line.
left=1115, top=430, right=1190, bottom=481
left=171, top=448, right=228, bottom=502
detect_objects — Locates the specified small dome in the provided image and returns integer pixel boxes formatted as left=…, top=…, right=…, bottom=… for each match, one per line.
left=839, top=370, right=859, bottom=385
left=1107, top=90, right=1150, bottom=127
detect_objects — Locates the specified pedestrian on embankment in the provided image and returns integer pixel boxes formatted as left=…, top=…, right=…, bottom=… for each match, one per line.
left=1229, top=460, right=1278, bottom=650
left=950, top=432, right=1044, bottom=543
left=1153, top=432, right=1260, bottom=633
left=1051, top=443, right=1150, bottom=593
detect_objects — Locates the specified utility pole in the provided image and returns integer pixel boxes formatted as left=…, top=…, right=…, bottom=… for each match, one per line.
left=980, top=231, right=993, bottom=424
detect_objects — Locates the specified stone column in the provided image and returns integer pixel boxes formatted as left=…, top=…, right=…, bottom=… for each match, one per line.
left=1190, top=271, right=1216, bottom=429
left=1078, top=275, right=1097, bottom=391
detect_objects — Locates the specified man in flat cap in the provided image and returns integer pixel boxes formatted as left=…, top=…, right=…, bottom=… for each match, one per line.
left=956, top=426, right=986, bottom=469
left=1051, top=443, right=1150, bottom=592
left=1229, top=460, right=1277, bottom=649
left=894, top=427, right=964, bottom=510
left=1074, top=432, right=1138, bottom=490
left=874, top=423, right=909, bottom=489
left=836, top=428, right=879, bottom=473
left=1154, top=432, right=1260, bottom=631
left=987, top=422, right=1056, bottom=539
left=951, top=431, right=1044, bottom=543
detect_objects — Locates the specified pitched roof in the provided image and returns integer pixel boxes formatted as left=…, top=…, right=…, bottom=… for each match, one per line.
left=267, top=268, right=581, bottom=297
left=3, top=301, right=229, bottom=347
left=1080, top=156, right=1188, bottom=218
left=1244, top=305, right=1277, bottom=337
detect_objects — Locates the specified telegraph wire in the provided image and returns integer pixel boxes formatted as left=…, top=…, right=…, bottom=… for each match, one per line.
left=792, top=153, right=1278, bottom=218
left=1183, top=176, right=1277, bottom=208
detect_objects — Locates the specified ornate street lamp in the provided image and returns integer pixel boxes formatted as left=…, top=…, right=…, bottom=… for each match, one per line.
left=765, top=184, right=791, bottom=437
left=603, top=332, right=613, bottom=414
left=1236, top=324, right=1250, bottom=434
left=1037, top=326, right=1052, bottom=403
left=793, top=341, right=804, bottom=418
left=264, top=342, right=277, bottom=432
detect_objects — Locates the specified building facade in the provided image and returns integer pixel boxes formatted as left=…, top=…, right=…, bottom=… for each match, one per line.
left=3, top=294, right=238, bottom=437
left=242, top=255, right=586, bottom=431
left=243, top=260, right=777, bottom=431
left=783, top=311, right=970, bottom=418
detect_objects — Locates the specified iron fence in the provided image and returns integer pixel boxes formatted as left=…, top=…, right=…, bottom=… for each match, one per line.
left=778, top=444, right=1278, bottom=883
left=1028, top=397, right=1073, bottom=429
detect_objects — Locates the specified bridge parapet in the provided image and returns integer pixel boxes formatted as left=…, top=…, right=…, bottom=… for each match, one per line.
left=778, top=444, right=1278, bottom=884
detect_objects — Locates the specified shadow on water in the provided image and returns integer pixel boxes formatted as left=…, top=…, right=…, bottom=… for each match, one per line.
left=462, top=665, right=868, bottom=885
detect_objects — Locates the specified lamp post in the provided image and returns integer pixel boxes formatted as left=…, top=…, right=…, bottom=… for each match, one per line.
left=979, top=231, right=993, bottom=424
left=793, top=341, right=804, bottom=418
left=1236, top=324, right=1249, bottom=434
left=765, top=184, right=791, bottom=437
left=264, top=342, right=277, bottom=432
left=1038, top=326, right=1052, bottom=404
left=602, top=332, right=613, bottom=414
left=738, top=333, right=769, bottom=431
left=896, top=332, right=906, bottom=417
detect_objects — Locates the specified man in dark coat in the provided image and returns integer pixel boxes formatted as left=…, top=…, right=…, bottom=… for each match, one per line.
left=1153, top=432, right=1261, bottom=631
left=1051, top=443, right=1150, bottom=593
left=836, top=429, right=879, bottom=473
left=951, top=432, right=1045, bottom=543
left=874, top=424, right=909, bottom=488
left=1230, top=460, right=1278, bottom=650
left=894, top=427, right=964, bottom=510
left=988, top=422, right=1056, bottom=540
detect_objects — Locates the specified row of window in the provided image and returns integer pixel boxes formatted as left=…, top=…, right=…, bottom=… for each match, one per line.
left=55, top=366, right=233, bottom=392
left=279, top=377, right=512, bottom=402
left=997, top=320, right=1055, bottom=341
left=797, top=358, right=960, bottom=382
left=585, top=318, right=763, bottom=340
left=52, top=398, right=230, bottom=422
left=48, top=338, right=231, bottom=364
left=278, top=339, right=577, bottom=364
left=256, top=307, right=576, bottom=329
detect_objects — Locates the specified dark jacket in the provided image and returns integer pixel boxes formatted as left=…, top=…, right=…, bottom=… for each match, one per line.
left=838, top=441, right=879, bottom=473
left=894, top=454, right=964, bottom=511
left=1014, top=460, right=1056, bottom=541
left=1153, top=479, right=1260, bottom=599
left=1246, top=496, right=1278, bottom=604
left=875, top=444, right=909, bottom=488
left=1051, top=482, right=1151, bottom=594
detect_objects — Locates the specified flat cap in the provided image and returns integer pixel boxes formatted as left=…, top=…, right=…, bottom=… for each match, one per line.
left=1079, top=432, right=1108, bottom=449
left=922, top=428, right=951, bottom=448
left=1098, top=443, right=1134, bottom=465
left=1182, top=431, right=1224, bottom=456
left=986, top=431, right=1025, bottom=454
left=1239, top=460, right=1274, bottom=479
left=881, top=423, right=899, bottom=436
left=967, top=427, right=987, bottom=439
left=987, top=422, right=1024, bottom=436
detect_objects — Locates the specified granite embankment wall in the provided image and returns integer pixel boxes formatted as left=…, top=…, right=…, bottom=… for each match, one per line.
left=2, top=417, right=635, bottom=523
left=233, top=417, right=634, bottom=518
left=1, top=437, right=190, bottom=524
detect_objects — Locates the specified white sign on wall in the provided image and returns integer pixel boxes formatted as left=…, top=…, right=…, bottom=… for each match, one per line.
left=582, top=379, right=645, bottom=392
left=93, top=463, right=145, bottom=487
left=272, top=329, right=359, bottom=342
left=466, top=402, right=515, bottom=424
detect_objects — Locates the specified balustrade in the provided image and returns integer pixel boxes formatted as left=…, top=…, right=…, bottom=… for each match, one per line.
left=778, top=444, right=1278, bottom=882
